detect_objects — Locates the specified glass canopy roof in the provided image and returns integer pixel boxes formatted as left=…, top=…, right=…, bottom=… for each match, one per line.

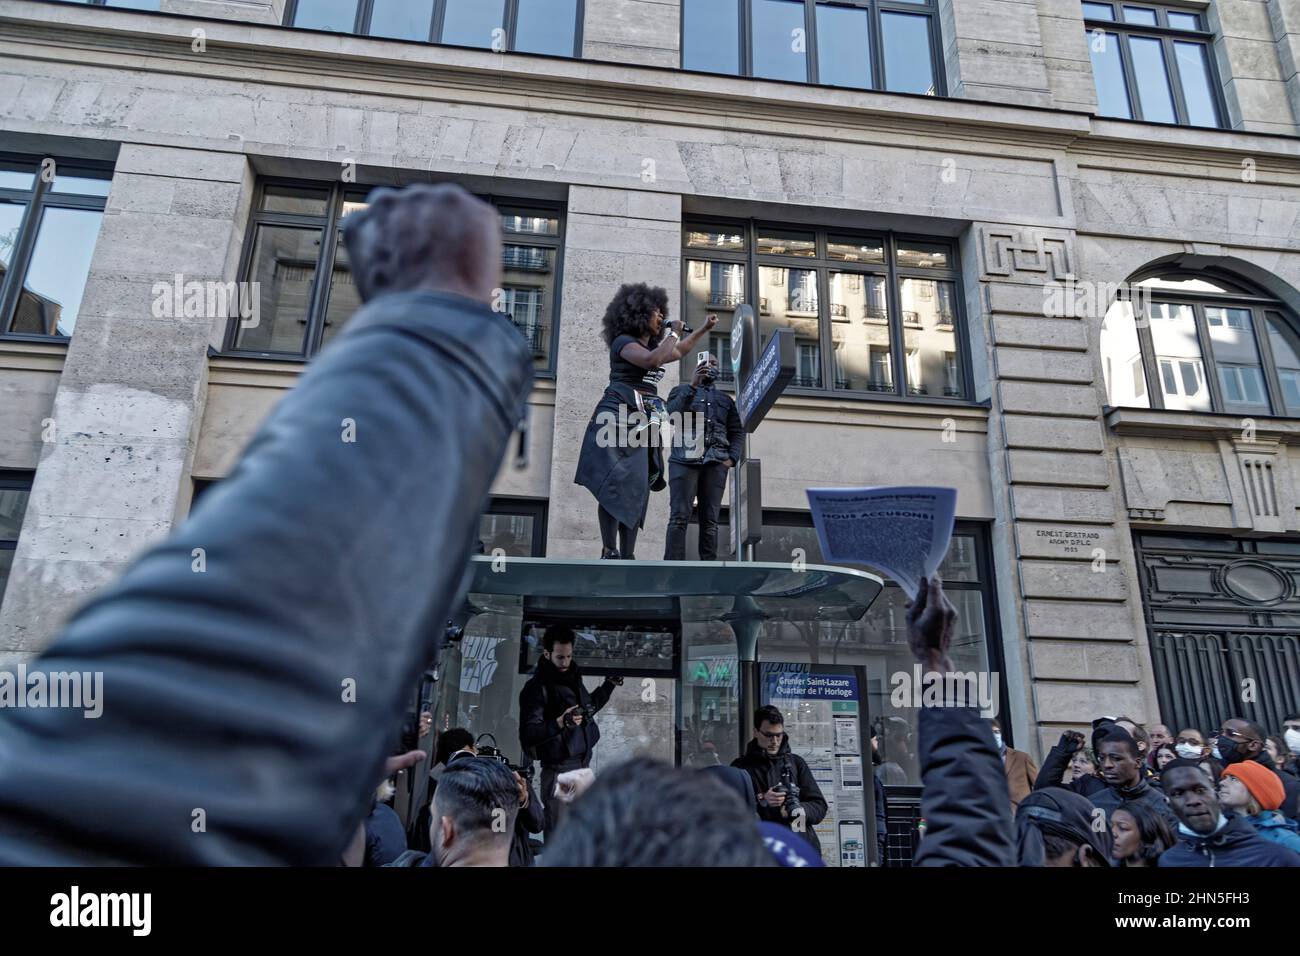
left=463, top=556, right=884, bottom=626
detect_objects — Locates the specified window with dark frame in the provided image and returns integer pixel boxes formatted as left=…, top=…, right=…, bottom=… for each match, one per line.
left=0, top=472, right=33, bottom=611
left=1101, top=272, right=1300, bottom=417
left=285, top=0, right=583, bottom=57
left=226, top=180, right=565, bottom=370
left=478, top=497, right=548, bottom=557
left=0, top=157, right=112, bottom=340
left=682, top=0, right=945, bottom=96
left=682, top=220, right=969, bottom=401
left=1082, top=2, right=1225, bottom=127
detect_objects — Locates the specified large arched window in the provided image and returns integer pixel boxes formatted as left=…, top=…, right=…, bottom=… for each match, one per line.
left=1102, top=272, right=1300, bottom=417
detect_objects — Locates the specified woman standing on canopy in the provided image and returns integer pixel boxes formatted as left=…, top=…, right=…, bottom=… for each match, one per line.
left=575, top=283, right=714, bottom=559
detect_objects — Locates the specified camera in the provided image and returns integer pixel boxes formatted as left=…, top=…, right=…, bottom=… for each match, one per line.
left=566, top=704, right=596, bottom=726
left=778, top=765, right=803, bottom=818
left=475, top=734, right=534, bottom=782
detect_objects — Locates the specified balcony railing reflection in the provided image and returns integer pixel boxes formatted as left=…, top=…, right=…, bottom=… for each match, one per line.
left=510, top=320, right=549, bottom=357
left=502, top=247, right=550, bottom=272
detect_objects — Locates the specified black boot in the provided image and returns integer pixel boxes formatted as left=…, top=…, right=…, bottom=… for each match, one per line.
left=600, top=548, right=620, bottom=559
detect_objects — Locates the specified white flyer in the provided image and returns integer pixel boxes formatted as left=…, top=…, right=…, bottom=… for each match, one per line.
left=805, top=486, right=958, bottom=599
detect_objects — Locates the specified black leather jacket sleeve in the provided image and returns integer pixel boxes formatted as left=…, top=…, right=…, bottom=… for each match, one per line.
left=912, top=707, right=1016, bottom=866
left=0, top=291, right=533, bottom=865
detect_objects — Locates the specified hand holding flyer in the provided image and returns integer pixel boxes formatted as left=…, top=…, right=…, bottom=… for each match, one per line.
left=804, top=487, right=958, bottom=599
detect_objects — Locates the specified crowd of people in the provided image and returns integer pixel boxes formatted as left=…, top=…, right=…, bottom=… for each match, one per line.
left=0, top=182, right=1294, bottom=871
left=989, top=709, right=1300, bottom=866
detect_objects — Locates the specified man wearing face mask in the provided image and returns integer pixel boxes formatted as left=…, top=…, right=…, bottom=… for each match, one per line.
left=1174, top=728, right=1209, bottom=761
left=663, top=352, right=744, bottom=561
left=1214, top=718, right=1299, bottom=822
left=989, top=717, right=1037, bottom=813
left=1282, top=714, right=1300, bottom=777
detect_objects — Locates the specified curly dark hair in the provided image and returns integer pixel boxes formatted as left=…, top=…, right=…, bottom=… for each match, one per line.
left=601, top=283, right=669, bottom=347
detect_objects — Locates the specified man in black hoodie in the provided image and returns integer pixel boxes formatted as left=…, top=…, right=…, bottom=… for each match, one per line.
left=1036, top=723, right=1178, bottom=830
left=518, top=625, right=622, bottom=836
left=732, top=705, right=829, bottom=857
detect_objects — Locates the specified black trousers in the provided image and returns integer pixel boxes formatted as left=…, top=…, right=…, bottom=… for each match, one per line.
left=664, top=461, right=729, bottom=561
left=540, top=754, right=588, bottom=839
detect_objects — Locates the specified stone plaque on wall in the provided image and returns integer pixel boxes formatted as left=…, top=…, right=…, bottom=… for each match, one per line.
left=1016, top=522, right=1118, bottom=560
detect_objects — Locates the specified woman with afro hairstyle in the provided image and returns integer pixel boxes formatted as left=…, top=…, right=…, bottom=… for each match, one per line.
left=574, top=283, right=715, bottom=558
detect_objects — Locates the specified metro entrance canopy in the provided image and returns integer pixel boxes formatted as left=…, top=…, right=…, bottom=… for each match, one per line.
left=458, top=555, right=885, bottom=758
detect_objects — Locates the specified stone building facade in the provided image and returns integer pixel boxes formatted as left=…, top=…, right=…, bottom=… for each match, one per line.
left=0, top=0, right=1298, bottom=766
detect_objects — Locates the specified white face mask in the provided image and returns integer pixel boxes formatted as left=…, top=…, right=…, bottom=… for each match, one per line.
left=992, top=731, right=1003, bottom=750
left=1285, top=728, right=1300, bottom=755
left=1175, top=742, right=1202, bottom=759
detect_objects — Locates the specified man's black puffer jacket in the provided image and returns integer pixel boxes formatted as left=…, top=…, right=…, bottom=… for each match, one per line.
left=0, top=290, right=533, bottom=865
left=732, top=737, right=829, bottom=855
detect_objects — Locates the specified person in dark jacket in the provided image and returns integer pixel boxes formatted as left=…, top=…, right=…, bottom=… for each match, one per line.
left=1014, top=788, right=1111, bottom=866
left=364, top=791, right=409, bottom=867
left=1214, top=717, right=1300, bottom=821
left=1036, top=724, right=1178, bottom=830
left=0, top=182, right=534, bottom=865
left=1158, top=760, right=1300, bottom=867
left=574, top=283, right=715, bottom=559
left=731, top=704, right=829, bottom=858
left=1036, top=733, right=1107, bottom=799
left=906, top=576, right=1016, bottom=867
left=663, top=353, right=744, bottom=561
left=509, top=770, right=545, bottom=867
left=700, top=765, right=758, bottom=817
left=518, top=624, right=622, bottom=836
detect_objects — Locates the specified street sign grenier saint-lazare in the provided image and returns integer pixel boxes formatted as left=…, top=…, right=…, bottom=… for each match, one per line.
left=729, top=304, right=796, bottom=558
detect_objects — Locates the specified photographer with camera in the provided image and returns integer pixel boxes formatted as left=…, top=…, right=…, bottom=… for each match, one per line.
left=732, top=705, right=828, bottom=856
left=663, top=352, right=744, bottom=561
left=519, top=625, right=624, bottom=836
left=475, top=735, right=545, bottom=866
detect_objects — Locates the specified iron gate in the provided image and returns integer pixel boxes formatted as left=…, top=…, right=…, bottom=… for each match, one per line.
left=1136, top=533, right=1300, bottom=734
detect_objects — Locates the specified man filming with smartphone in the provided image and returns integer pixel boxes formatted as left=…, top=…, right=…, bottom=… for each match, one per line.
left=519, top=624, right=623, bottom=837
left=733, top=705, right=829, bottom=857
left=663, top=351, right=744, bottom=561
